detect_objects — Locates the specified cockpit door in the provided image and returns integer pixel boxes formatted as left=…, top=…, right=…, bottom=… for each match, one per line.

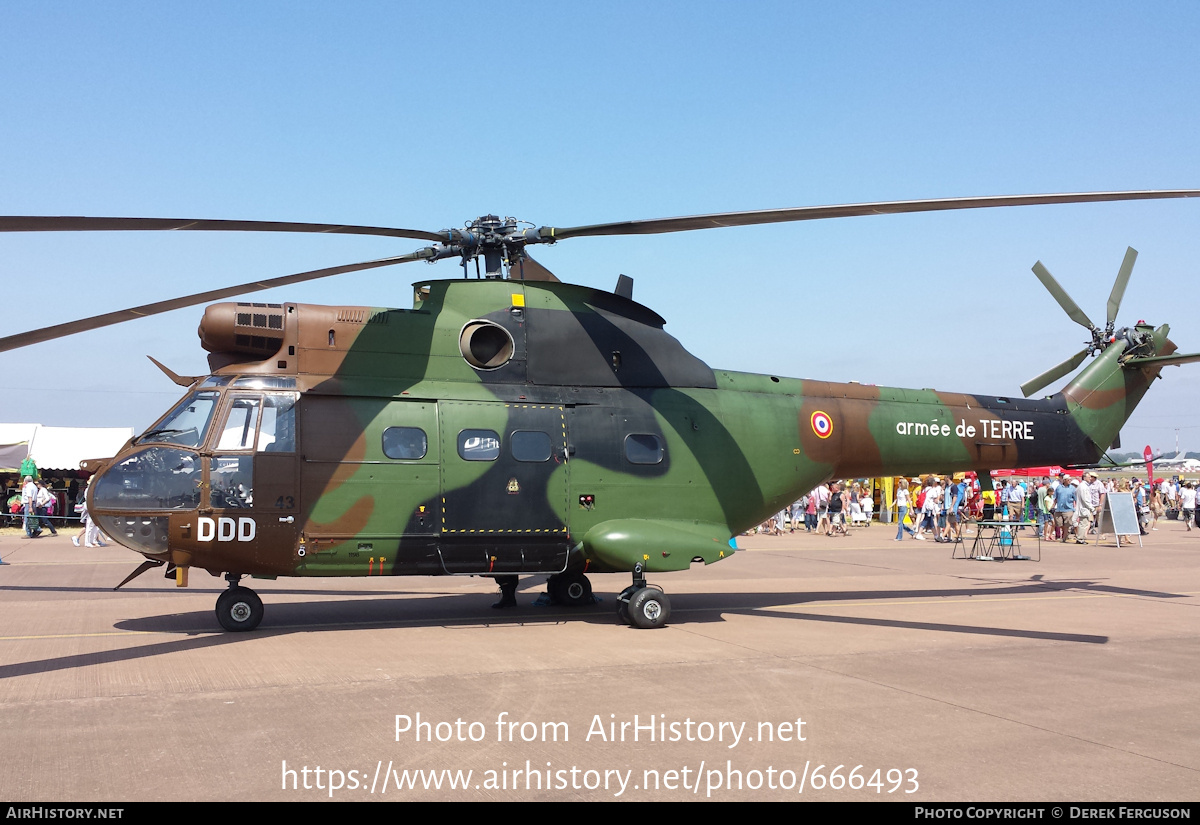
left=196, top=392, right=299, bottom=574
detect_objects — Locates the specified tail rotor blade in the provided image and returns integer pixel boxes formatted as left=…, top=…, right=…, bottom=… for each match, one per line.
left=1032, top=261, right=1096, bottom=331
left=1020, top=348, right=1090, bottom=397
left=1107, top=247, right=1138, bottom=326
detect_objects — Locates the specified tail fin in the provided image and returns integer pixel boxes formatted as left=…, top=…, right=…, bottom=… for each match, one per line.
left=1061, top=323, right=1174, bottom=458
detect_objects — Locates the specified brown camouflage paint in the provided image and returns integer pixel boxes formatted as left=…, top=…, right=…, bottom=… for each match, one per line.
left=91, top=284, right=1184, bottom=583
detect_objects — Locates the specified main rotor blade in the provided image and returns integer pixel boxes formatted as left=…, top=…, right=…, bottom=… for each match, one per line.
left=1020, top=348, right=1090, bottom=397
left=0, top=216, right=446, bottom=243
left=0, top=250, right=429, bottom=353
left=1031, top=260, right=1096, bottom=331
left=1107, top=246, right=1138, bottom=326
left=542, top=190, right=1200, bottom=239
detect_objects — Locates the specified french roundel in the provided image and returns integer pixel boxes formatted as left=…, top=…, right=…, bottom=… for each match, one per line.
left=810, top=411, right=834, bottom=439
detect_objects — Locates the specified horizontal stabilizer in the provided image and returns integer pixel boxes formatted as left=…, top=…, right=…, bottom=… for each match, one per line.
left=1123, top=352, right=1200, bottom=368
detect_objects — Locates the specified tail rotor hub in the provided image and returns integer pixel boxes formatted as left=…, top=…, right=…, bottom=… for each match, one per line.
left=1022, top=247, right=1148, bottom=397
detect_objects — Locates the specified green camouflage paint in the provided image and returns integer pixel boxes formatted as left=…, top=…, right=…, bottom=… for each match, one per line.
left=89, top=279, right=1180, bottom=582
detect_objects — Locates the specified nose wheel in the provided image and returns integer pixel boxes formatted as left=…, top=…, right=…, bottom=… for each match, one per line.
left=215, top=580, right=263, bottom=632
left=616, top=564, right=671, bottom=628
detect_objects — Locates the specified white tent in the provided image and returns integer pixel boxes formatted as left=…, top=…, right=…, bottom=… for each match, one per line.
left=0, top=424, right=37, bottom=472
left=0, top=424, right=134, bottom=472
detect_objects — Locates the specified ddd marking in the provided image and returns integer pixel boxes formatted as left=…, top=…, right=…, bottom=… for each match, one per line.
left=198, top=516, right=257, bottom=542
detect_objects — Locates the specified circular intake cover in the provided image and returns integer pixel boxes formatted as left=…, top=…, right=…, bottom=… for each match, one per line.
left=459, top=321, right=514, bottom=370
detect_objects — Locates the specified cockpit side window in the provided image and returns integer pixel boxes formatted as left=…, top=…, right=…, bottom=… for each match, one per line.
left=217, top=396, right=262, bottom=451
left=210, top=395, right=260, bottom=508
left=257, top=394, right=297, bottom=452
left=210, top=456, right=253, bottom=509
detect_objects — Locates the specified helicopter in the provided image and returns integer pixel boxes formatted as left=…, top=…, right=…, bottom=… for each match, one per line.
left=3, top=190, right=1199, bottom=632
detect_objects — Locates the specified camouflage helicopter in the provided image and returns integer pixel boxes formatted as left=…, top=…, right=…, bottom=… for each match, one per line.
left=3, top=190, right=1199, bottom=632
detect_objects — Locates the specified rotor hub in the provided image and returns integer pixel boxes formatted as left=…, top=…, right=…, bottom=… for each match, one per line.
left=427, top=215, right=550, bottom=278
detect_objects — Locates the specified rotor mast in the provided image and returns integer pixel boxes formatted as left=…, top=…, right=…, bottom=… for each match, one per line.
left=428, top=215, right=555, bottom=279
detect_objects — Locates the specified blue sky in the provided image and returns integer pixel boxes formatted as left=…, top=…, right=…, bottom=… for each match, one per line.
left=2, top=1, right=1198, bottom=451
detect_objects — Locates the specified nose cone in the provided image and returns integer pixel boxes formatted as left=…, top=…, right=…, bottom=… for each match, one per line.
left=90, top=446, right=203, bottom=557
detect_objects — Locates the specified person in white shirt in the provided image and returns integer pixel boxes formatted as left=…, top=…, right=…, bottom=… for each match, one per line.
left=1180, top=482, right=1196, bottom=532
left=1007, top=480, right=1027, bottom=527
left=1074, top=478, right=1096, bottom=544
left=21, top=476, right=40, bottom=538
left=922, top=479, right=943, bottom=542
left=894, top=478, right=916, bottom=541
left=815, top=484, right=831, bottom=535
left=35, top=481, right=58, bottom=537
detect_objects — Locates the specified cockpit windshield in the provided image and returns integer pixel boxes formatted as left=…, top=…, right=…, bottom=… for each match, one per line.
left=138, top=391, right=221, bottom=448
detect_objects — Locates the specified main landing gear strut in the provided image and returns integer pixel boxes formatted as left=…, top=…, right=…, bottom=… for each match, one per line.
left=215, top=573, right=264, bottom=632
left=547, top=570, right=594, bottom=606
left=491, top=571, right=597, bottom=609
left=616, top=563, right=670, bottom=628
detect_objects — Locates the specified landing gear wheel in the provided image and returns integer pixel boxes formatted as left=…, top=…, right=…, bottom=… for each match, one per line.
left=627, top=587, right=670, bottom=629
left=548, top=572, right=593, bottom=606
left=616, top=584, right=640, bottom=625
left=215, top=586, right=263, bottom=632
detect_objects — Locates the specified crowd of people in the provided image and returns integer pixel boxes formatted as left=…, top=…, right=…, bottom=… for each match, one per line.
left=759, top=481, right=876, bottom=537
left=5, top=473, right=106, bottom=549
left=894, top=475, right=973, bottom=542
left=752, top=472, right=1197, bottom=544
left=998, top=473, right=1196, bottom=542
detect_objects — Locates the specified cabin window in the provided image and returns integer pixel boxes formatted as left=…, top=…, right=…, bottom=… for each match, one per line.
left=383, top=427, right=428, bottom=460
left=624, top=433, right=664, bottom=465
left=511, top=430, right=552, bottom=462
left=458, top=429, right=500, bottom=461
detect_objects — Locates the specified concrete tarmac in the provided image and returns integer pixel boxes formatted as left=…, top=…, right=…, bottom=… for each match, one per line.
left=1, top=519, right=1198, bottom=802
